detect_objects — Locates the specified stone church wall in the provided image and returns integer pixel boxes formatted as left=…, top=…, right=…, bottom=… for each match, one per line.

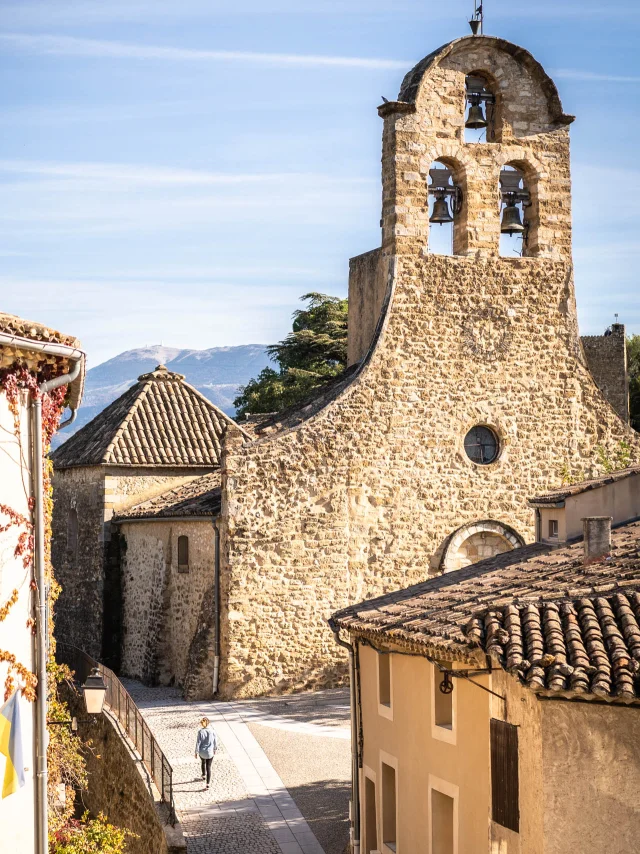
left=218, top=37, right=640, bottom=699
left=581, top=324, right=629, bottom=423
left=347, top=248, right=385, bottom=366
left=119, top=519, right=216, bottom=690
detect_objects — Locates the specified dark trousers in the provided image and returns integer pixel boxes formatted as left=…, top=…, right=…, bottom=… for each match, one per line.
left=201, top=757, right=213, bottom=783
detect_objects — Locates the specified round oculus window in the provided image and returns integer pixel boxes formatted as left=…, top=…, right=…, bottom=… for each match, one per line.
left=464, top=425, right=499, bottom=465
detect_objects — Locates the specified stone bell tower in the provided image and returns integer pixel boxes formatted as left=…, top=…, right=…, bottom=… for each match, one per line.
left=349, top=36, right=575, bottom=366
left=219, top=35, right=639, bottom=699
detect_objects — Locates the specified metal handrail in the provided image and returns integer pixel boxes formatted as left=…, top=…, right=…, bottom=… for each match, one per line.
left=57, top=643, right=176, bottom=825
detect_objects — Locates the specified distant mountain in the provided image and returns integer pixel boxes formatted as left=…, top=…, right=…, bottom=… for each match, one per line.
left=52, top=343, right=274, bottom=449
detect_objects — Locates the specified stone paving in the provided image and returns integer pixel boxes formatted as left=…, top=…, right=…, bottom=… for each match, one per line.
left=124, top=681, right=332, bottom=854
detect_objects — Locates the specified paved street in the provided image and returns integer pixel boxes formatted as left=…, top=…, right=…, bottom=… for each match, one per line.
left=123, top=682, right=350, bottom=854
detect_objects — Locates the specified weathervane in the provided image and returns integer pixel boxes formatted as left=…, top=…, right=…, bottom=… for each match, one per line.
left=469, top=1, right=484, bottom=35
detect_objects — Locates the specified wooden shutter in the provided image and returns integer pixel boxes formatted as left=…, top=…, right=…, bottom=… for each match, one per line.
left=490, top=718, right=519, bottom=832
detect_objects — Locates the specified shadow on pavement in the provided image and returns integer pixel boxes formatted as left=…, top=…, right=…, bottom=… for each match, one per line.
left=286, top=778, right=350, bottom=854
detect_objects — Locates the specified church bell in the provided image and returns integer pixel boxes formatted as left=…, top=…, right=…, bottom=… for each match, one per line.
left=429, top=196, right=453, bottom=225
left=465, top=99, right=487, bottom=130
left=500, top=202, right=525, bottom=235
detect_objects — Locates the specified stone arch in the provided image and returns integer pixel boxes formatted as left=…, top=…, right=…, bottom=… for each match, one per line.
left=399, top=35, right=573, bottom=130
left=440, top=520, right=524, bottom=573
left=426, top=155, right=468, bottom=256
left=464, top=68, right=503, bottom=144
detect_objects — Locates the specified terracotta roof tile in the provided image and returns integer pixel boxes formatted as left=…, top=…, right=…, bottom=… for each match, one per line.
left=115, top=472, right=221, bottom=520
left=529, top=466, right=640, bottom=504
left=332, top=521, right=640, bottom=700
left=52, top=365, right=248, bottom=468
left=476, top=592, right=640, bottom=701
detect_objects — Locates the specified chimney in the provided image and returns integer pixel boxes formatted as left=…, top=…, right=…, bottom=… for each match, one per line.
left=582, top=516, right=612, bottom=564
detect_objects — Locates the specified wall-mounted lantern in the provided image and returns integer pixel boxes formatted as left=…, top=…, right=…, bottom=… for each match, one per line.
left=500, top=168, right=531, bottom=236
left=428, top=167, right=463, bottom=225
left=48, top=667, right=107, bottom=732
left=82, top=668, right=107, bottom=715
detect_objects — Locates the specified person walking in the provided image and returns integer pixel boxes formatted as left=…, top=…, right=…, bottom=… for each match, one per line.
left=194, top=717, right=217, bottom=789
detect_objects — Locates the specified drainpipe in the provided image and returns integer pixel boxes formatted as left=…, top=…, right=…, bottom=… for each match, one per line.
left=329, top=618, right=360, bottom=854
left=32, top=353, right=82, bottom=854
left=212, top=521, right=221, bottom=696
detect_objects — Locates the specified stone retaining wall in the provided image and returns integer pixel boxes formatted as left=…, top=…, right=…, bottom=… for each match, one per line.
left=80, top=706, right=184, bottom=854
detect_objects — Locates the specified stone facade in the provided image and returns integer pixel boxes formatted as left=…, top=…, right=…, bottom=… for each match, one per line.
left=581, top=322, right=629, bottom=423
left=52, top=465, right=210, bottom=661
left=118, top=518, right=216, bottom=695
left=217, top=35, right=640, bottom=698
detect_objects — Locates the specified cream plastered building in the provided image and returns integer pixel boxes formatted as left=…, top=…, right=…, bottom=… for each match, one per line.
left=331, top=470, right=640, bottom=854
left=0, top=313, right=84, bottom=854
left=217, top=34, right=639, bottom=698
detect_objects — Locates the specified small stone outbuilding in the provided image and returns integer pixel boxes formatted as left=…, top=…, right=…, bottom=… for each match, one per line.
left=51, top=365, right=247, bottom=665
left=113, top=473, right=221, bottom=698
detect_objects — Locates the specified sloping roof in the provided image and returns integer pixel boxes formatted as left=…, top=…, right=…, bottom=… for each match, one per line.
left=529, top=466, right=640, bottom=505
left=471, top=593, right=640, bottom=702
left=115, top=472, right=221, bottom=521
left=253, top=366, right=359, bottom=435
left=0, top=312, right=80, bottom=349
left=0, top=311, right=85, bottom=409
left=331, top=521, right=640, bottom=679
left=52, top=365, right=247, bottom=468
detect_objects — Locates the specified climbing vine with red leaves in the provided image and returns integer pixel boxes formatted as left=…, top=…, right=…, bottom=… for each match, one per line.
left=0, top=362, right=67, bottom=701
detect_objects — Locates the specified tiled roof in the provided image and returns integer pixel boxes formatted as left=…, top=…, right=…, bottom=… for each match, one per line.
left=331, top=521, right=640, bottom=685
left=115, top=472, right=221, bottom=521
left=470, top=593, right=640, bottom=702
left=0, top=311, right=85, bottom=409
left=529, top=466, right=640, bottom=505
left=52, top=365, right=247, bottom=468
left=0, top=311, right=80, bottom=349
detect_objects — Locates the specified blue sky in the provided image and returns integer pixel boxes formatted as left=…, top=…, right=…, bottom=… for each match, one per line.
left=1, top=0, right=638, bottom=367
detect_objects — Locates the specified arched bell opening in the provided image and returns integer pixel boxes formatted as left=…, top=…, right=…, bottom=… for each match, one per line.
left=427, top=159, right=465, bottom=256
left=464, top=71, right=501, bottom=144
left=440, top=520, right=524, bottom=573
left=499, top=164, right=534, bottom=257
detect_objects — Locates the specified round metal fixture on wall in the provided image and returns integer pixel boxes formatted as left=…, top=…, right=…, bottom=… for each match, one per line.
left=464, top=425, right=499, bottom=465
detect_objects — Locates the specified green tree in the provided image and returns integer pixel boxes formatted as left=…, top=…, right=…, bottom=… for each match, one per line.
left=629, top=334, right=640, bottom=431
left=234, top=292, right=348, bottom=417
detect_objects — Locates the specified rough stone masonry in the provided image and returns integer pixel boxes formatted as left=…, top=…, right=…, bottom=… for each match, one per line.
left=216, top=35, right=640, bottom=699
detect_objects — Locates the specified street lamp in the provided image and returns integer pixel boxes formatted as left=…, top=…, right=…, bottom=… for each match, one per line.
left=48, top=667, right=107, bottom=732
left=82, top=668, right=107, bottom=715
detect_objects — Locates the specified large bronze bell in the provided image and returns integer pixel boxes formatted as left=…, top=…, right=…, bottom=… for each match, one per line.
left=500, top=202, right=525, bottom=235
left=430, top=196, right=453, bottom=225
left=465, top=97, right=487, bottom=130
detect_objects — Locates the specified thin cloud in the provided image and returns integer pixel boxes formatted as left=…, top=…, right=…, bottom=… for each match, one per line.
left=0, top=33, right=408, bottom=70
left=552, top=68, right=640, bottom=83
left=3, top=33, right=636, bottom=86
left=0, top=159, right=375, bottom=187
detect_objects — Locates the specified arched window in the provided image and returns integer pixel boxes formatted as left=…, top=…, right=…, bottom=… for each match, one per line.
left=67, top=508, right=78, bottom=555
left=464, top=73, right=499, bottom=144
left=499, top=165, right=532, bottom=257
left=428, top=161, right=463, bottom=256
left=177, top=535, right=189, bottom=572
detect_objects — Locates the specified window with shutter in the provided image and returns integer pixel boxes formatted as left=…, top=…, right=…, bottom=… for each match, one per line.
left=490, top=718, right=519, bottom=832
